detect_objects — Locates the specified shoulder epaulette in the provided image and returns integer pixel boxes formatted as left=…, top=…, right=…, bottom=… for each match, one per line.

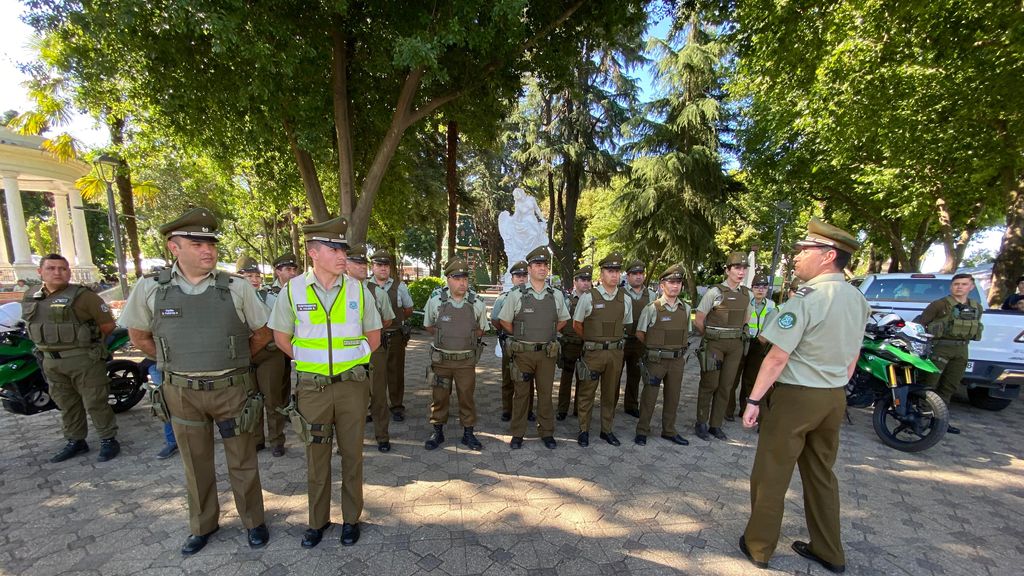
left=795, top=286, right=815, bottom=297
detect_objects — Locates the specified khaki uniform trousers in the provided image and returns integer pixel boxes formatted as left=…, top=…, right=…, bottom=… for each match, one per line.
left=744, top=384, right=846, bottom=567
left=510, top=349, right=556, bottom=438
left=621, top=336, right=645, bottom=413
left=429, top=356, right=478, bottom=427
left=296, top=373, right=370, bottom=528
left=500, top=338, right=533, bottom=415
left=697, top=337, right=744, bottom=427
left=163, top=380, right=265, bottom=535
left=557, top=339, right=583, bottom=415
left=729, top=339, right=768, bottom=417
left=578, top=348, right=624, bottom=434
left=251, top=346, right=289, bottom=448
left=924, top=340, right=969, bottom=405
left=385, top=329, right=409, bottom=414
left=635, top=355, right=684, bottom=437
left=42, top=353, right=117, bottom=441
left=368, top=346, right=390, bottom=442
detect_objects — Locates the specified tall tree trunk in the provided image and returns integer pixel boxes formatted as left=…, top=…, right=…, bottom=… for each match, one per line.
left=331, top=26, right=356, bottom=218
left=433, top=220, right=444, bottom=275
left=107, top=117, right=143, bottom=277
left=990, top=172, right=1024, bottom=307
left=289, top=206, right=301, bottom=258
left=561, top=158, right=582, bottom=280
left=446, top=120, right=459, bottom=260
left=282, top=117, right=330, bottom=222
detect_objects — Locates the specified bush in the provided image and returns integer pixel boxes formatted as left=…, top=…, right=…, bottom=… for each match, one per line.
left=407, top=276, right=445, bottom=328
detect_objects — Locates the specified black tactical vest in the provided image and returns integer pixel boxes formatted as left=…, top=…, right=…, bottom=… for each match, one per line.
left=644, top=300, right=689, bottom=350
left=23, top=284, right=98, bottom=352
left=434, top=289, right=477, bottom=351
left=150, top=271, right=252, bottom=373
left=512, top=285, right=558, bottom=343
left=582, top=287, right=625, bottom=342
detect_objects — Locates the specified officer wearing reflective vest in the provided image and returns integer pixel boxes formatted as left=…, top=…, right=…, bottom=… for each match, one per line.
left=728, top=274, right=776, bottom=420
left=268, top=217, right=382, bottom=549
left=633, top=264, right=691, bottom=447
left=572, top=252, right=632, bottom=447
left=497, top=246, right=570, bottom=449
left=914, top=273, right=983, bottom=435
left=23, top=253, right=119, bottom=463
left=423, top=258, right=489, bottom=451
left=121, top=208, right=272, bottom=555
left=345, top=244, right=396, bottom=452
left=236, top=255, right=290, bottom=457
left=265, top=252, right=300, bottom=311
left=557, top=266, right=592, bottom=420
left=369, top=249, right=414, bottom=422
left=491, top=259, right=530, bottom=422
left=693, top=251, right=752, bottom=441
left=622, top=260, right=658, bottom=419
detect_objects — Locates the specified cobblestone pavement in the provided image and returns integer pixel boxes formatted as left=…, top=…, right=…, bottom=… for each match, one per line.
left=2, top=330, right=1022, bottom=575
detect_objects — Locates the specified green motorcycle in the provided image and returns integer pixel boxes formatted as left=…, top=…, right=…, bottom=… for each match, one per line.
left=846, top=313, right=947, bottom=452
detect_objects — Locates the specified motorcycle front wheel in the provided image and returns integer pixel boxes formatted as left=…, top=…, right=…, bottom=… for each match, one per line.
left=872, top=389, right=948, bottom=452
left=107, top=360, right=146, bottom=413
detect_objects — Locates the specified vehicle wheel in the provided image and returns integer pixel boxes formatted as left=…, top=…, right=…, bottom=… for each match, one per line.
left=872, top=389, right=948, bottom=453
left=107, top=360, right=146, bottom=413
left=967, top=387, right=1012, bottom=412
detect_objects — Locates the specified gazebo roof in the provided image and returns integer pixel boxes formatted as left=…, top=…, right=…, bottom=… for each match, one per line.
left=0, top=126, right=90, bottom=187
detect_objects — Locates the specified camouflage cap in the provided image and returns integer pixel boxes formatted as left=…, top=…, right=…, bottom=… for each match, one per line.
left=347, top=244, right=368, bottom=263
left=509, top=260, right=529, bottom=275
left=659, top=264, right=685, bottom=282
left=795, top=217, right=860, bottom=254
left=725, top=251, right=750, bottom=268
left=370, top=249, right=393, bottom=264
left=444, top=258, right=470, bottom=277
left=573, top=265, right=593, bottom=280
left=626, top=260, right=645, bottom=274
left=525, top=246, right=550, bottom=264
left=159, top=207, right=219, bottom=242
left=235, top=255, right=260, bottom=274
left=752, top=274, right=769, bottom=287
left=303, top=216, right=349, bottom=249
left=272, top=253, right=298, bottom=269
left=599, top=252, right=624, bottom=270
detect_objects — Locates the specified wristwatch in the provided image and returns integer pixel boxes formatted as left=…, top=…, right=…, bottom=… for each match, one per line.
left=746, top=397, right=761, bottom=406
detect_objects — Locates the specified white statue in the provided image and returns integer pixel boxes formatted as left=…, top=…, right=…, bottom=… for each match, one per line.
left=498, top=188, right=549, bottom=289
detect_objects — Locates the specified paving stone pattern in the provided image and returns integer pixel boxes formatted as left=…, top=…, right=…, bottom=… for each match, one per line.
left=2, top=330, right=1022, bottom=575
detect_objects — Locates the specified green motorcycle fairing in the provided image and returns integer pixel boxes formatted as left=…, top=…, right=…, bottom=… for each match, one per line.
left=857, top=337, right=939, bottom=384
left=0, top=335, right=41, bottom=385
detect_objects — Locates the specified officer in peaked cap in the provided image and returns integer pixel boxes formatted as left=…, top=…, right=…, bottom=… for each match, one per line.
left=492, top=259, right=531, bottom=422
left=267, top=216, right=382, bottom=548
left=557, top=265, right=593, bottom=420
left=498, top=245, right=570, bottom=449
left=633, top=264, right=691, bottom=447
left=693, top=250, right=752, bottom=441
left=369, top=248, right=415, bottom=422
left=739, top=217, right=870, bottom=573
left=120, top=206, right=272, bottom=554
left=622, top=259, right=657, bottom=419
left=422, top=257, right=489, bottom=451
left=571, top=252, right=631, bottom=447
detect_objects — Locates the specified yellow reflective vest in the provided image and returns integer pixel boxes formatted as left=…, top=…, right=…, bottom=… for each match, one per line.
left=287, top=274, right=371, bottom=375
left=748, top=299, right=776, bottom=337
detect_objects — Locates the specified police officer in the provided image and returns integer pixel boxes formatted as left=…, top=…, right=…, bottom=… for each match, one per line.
left=265, top=253, right=301, bottom=311
left=24, top=254, right=119, bottom=463
left=633, top=264, right=690, bottom=446
left=236, top=255, right=290, bottom=457
left=572, top=252, right=631, bottom=447
left=557, top=266, right=592, bottom=420
left=622, top=260, right=657, bottom=418
left=269, top=217, right=382, bottom=548
left=423, top=258, right=489, bottom=451
left=370, top=250, right=414, bottom=421
left=693, top=251, right=751, bottom=441
left=728, top=274, right=776, bottom=420
left=121, top=208, right=271, bottom=554
left=491, top=260, right=531, bottom=422
left=346, top=244, right=396, bottom=451
left=914, top=273, right=984, bottom=435
left=739, top=218, right=869, bottom=573
left=497, top=246, right=570, bottom=449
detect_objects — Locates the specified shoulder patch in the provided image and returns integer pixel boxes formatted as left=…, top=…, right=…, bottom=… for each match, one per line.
left=777, top=311, right=796, bottom=329
left=795, top=287, right=815, bottom=297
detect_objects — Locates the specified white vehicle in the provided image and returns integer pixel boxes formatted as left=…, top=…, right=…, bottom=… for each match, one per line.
left=850, top=273, right=1024, bottom=411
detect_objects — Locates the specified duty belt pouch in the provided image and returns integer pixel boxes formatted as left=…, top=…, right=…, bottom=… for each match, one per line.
left=640, top=359, right=660, bottom=387
left=236, top=392, right=265, bottom=434
left=475, top=339, right=485, bottom=363
left=147, top=383, right=171, bottom=423
left=545, top=340, right=560, bottom=359
left=400, top=324, right=412, bottom=339
left=278, top=396, right=315, bottom=446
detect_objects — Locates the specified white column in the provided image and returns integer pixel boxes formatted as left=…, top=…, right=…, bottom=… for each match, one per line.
left=53, top=190, right=77, bottom=264
left=1, top=172, right=33, bottom=265
left=67, top=185, right=95, bottom=268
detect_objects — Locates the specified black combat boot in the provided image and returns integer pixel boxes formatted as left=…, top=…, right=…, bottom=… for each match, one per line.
left=51, top=439, right=89, bottom=463
left=97, top=438, right=120, bottom=462
left=461, top=427, right=483, bottom=450
left=695, top=422, right=711, bottom=441
left=424, top=425, right=445, bottom=450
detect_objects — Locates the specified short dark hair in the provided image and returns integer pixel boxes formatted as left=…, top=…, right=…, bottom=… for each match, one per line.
left=952, top=273, right=974, bottom=283
left=1016, top=275, right=1024, bottom=284
left=39, top=254, right=69, bottom=267
left=830, top=248, right=851, bottom=271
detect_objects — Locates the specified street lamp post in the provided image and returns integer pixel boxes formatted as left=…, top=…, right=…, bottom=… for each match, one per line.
left=768, top=200, right=793, bottom=299
left=94, top=154, right=129, bottom=299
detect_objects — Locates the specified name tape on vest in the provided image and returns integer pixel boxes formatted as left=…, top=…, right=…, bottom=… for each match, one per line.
left=52, top=297, right=70, bottom=304
left=160, top=308, right=182, bottom=317
left=296, top=303, right=318, bottom=312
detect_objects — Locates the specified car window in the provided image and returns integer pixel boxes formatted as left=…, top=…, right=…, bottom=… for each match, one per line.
left=862, top=278, right=982, bottom=303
